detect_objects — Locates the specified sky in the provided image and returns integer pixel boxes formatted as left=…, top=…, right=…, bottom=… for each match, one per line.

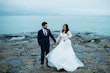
left=0, top=0, right=110, bottom=15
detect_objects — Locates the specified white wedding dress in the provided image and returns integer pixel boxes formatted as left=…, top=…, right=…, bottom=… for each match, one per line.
left=46, top=31, right=84, bottom=72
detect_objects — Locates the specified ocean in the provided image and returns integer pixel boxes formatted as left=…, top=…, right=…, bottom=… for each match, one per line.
left=0, top=15, right=110, bottom=36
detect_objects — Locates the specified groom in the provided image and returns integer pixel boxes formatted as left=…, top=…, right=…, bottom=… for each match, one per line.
left=37, top=22, right=56, bottom=68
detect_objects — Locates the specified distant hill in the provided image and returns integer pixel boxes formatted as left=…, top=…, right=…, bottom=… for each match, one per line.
left=0, top=11, right=61, bottom=16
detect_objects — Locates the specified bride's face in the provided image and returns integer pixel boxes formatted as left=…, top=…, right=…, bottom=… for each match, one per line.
left=63, top=25, right=66, bottom=31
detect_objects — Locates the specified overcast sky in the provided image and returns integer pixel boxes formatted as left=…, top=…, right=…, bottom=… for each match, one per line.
left=0, top=0, right=110, bottom=15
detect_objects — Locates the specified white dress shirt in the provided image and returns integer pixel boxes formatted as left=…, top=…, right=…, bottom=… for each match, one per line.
left=42, top=28, right=47, bottom=36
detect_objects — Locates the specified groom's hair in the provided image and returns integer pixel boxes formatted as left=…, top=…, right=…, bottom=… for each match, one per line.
left=42, top=22, right=47, bottom=26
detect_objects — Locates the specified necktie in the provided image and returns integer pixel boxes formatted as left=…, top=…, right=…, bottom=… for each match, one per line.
left=44, top=29, right=47, bottom=36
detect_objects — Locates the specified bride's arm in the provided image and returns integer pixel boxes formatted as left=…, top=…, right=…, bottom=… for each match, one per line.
left=63, top=31, right=72, bottom=42
left=67, top=31, right=72, bottom=39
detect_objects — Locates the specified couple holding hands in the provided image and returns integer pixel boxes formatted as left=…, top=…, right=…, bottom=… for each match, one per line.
left=37, top=22, right=84, bottom=72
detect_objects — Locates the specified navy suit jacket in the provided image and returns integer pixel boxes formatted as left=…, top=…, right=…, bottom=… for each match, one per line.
left=37, top=29, right=56, bottom=46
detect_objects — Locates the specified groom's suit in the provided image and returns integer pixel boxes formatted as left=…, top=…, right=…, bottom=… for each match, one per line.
left=37, top=29, right=56, bottom=64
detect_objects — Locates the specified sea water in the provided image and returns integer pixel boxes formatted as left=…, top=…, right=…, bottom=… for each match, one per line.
left=0, top=15, right=110, bottom=36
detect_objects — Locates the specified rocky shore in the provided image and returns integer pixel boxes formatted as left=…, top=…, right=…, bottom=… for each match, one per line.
left=0, top=31, right=110, bottom=73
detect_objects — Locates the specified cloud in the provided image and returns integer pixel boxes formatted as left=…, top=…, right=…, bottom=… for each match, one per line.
left=0, top=0, right=110, bottom=15
left=59, top=9, right=110, bottom=15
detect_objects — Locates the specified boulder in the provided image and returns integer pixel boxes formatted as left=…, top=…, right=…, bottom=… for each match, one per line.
left=9, top=36, right=25, bottom=41
left=99, top=39, right=110, bottom=48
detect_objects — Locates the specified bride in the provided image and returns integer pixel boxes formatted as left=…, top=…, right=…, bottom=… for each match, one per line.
left=46, top=24, right=84, bottom=72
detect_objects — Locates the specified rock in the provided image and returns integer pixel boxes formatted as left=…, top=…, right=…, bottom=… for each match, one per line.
left=99, top=39, right=110, bottom=48
left=8, top=58, right=23, bottom=73
left=20, top=47, right=30, bottom=56
left=93, top=38, right=101, bottom=43
left=0, top=32, right=110, bottom=73
left=100, top=39, right=110, bottom=43
left=8, top=58, right=23, bottom=67
left=15, top=41, right=29, bottom=44
left=31, top=53, right=39, bottom=56
left=0, top=63, right=9, bottom=73
left=105, top=48, right=110, bottom=52
left=9, top=36, right=25, bottom=41
left=20, top=32, right=37, bottom=38
left=1, top=34, right=19, bottom=39
left=14, top=48, right=19, bottom=51
left=91, top=40, right=95, bottom=43
left=9, top=67, right=21, bottom=73
left=74, top=32, right=102, bottom=44
left=36, top=55, right=41, bottom=60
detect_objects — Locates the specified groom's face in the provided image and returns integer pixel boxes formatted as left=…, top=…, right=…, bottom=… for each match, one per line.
left=43, top=24, right=48, bottom=29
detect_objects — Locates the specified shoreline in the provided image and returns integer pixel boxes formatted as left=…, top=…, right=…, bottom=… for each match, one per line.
left=0, top=31, right=110, bottom=73
left=0, top=30, right=110, bottom=36
left=0, top=31, right=109, bottom=35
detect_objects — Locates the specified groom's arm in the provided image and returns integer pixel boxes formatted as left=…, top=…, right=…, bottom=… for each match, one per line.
left=37, top=30, right=41, bottom=46
left=48, top=29, right=56, bottom=43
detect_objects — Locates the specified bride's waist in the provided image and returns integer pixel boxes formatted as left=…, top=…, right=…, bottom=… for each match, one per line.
left=61, top=38, right=70, bottom=41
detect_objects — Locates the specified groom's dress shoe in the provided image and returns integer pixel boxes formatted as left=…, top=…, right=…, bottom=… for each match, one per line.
left=40, top=64, right=43, bottom=68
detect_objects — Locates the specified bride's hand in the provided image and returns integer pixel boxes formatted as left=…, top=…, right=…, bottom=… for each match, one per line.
left=64, top=39, right=66, bottom=42
left=64, top=39, right=68, bottom=42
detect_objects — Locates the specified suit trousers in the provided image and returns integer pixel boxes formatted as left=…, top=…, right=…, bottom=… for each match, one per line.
left=40, top=45, right=50, bottom=65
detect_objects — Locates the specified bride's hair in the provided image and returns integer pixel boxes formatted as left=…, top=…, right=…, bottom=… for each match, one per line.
left=62, top=24, right=69, bottom=33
